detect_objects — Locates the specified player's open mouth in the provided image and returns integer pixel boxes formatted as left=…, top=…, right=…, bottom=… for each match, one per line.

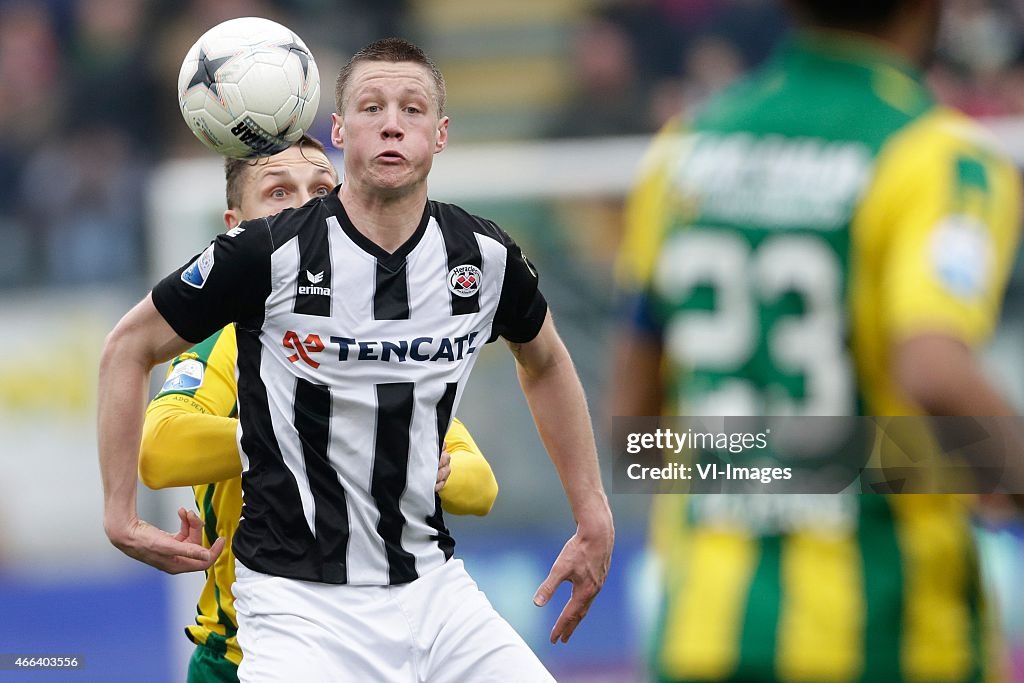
left=377, top=151, right=405, bottom=161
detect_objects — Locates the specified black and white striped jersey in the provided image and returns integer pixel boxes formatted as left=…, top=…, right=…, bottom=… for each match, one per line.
left=151, top=189, right=547, bottom=585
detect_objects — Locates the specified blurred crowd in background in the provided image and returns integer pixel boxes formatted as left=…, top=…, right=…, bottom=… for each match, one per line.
left=5, top=0, right=1024, bottom=288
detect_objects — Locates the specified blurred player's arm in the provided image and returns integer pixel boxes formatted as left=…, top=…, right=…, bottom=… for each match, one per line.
left=439, top=418, right=498, bottom=516
left=886, top=129, right=1024, bottom=499
left=865, top=112, right=1024, bottom=499
left=868, top=113, right=1022, bottom=417
left=895, top=337, right=1016, bottom=416
left=140, top=329, right=241, bottom=489
left=98, top=294, right=224, bottom=573
left=610, top=304, right=664, bottom=419
left=610, top=119, right=680, bottom=418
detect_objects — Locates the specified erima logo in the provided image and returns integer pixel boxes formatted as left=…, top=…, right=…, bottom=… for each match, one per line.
left=298, top=269, right=330, bottom=295
left=299, top=285, right=331, bottom=295
left=299, top=270, right=329, bottom=296
left=226, top=226, right=245, bottom=238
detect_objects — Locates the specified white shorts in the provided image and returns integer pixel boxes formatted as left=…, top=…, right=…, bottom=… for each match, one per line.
left=233, top=558, right=555, bottom=682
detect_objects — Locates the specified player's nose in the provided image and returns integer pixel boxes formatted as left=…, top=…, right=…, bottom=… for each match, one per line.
left=380, top=108, right=403, bottom=139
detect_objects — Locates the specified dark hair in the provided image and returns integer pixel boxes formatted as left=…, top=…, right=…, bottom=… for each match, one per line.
left=224, top=134, right=333, bottom=209
left=334, top=37, right=446, bottom=116
left=788, top=0, right=911, bottom=31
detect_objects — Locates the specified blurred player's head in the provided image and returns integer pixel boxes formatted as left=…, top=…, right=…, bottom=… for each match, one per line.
left=223, top=135, right=337, bottom=228
left=329, top=38, right=449, bottom=199
left=786, top=0, right=941, bottom=66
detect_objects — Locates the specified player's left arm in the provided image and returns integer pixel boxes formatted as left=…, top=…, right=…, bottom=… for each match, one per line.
left=439, top=418, right=499, bottom=516
left=508, top=313, right=614, bottom=644
left=489, top=225, right=613, bottom=642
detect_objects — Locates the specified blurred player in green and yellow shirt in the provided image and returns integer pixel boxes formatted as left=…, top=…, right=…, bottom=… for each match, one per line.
left=139, top=136, right=499, bottom=683
left=613, top=0, right=1022, bottom=681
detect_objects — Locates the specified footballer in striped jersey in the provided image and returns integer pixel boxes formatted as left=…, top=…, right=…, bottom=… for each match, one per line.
left=100, top=38, right=613, bottom=682
left=138, top=135, right=500, bottom=682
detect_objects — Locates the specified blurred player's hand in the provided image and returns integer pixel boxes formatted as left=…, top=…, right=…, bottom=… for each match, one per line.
left=105, top=507, right=225, bottom=574
left=533, top=510, right=614, bottom=644
left=435, top=448, right=452, bottom=492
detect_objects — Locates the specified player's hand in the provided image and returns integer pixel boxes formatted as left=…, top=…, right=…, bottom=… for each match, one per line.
left=105, top=507, right=225, bottom=575
left=533, top=512, right=614, bottom=644
left=435, top=448, right=452, bottom=492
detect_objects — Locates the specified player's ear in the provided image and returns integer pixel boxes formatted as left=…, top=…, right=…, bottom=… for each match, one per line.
left=224, top=209, right=242, bottom=230
left=435, top=116, right=449, bottom=154
left=331, top=113, right=344, bottom=149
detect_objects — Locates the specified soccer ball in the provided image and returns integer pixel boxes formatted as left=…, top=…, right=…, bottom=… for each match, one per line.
left=177, top=17, right=321, bottom=159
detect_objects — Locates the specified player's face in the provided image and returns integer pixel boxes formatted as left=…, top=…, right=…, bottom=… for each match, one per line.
left=225, top=146, right=337, bottom=227
left=330, top=61, right=448, bottom=198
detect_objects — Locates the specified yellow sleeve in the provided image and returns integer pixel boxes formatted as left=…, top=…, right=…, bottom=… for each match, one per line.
left=439, top=418, right=498, bottom=516
left=860, top=109, right=1022, bottom=347
left=139, top=326, right=242, bottom=489
left=616, top=116, right=687, bottom=295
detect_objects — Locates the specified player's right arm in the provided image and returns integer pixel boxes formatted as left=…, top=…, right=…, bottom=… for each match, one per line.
left=100, top=218, right=273, bottom=573
left=99, top=294, right=224, bottom=573
left=139, top=328, right=242, bottom=489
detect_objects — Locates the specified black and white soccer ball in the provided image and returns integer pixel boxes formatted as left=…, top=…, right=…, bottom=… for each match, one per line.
left=177, top=17, right=321, bottom=159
